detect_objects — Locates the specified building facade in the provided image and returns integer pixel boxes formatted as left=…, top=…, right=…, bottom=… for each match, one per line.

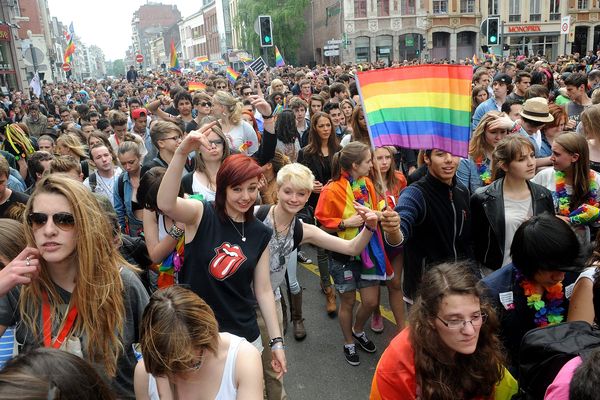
left=131, top=3, right=181, bottom=69
left=570, top=0, right=600, bottom=56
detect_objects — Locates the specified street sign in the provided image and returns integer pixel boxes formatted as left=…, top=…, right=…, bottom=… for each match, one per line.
left=327, top=39, right=343, bottom=45
left=136, top=54, right=144, bottom=63
left=62, top=63, right=71, bottom=72
left=324, top=50, right=340, bottom=57
left=323, top=45, right=339, bottom=50
left=561, top=16, right=571, bottom=35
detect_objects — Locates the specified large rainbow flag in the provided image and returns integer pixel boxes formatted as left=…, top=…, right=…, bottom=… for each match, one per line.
left=63, top=22, right=75, bottom=64
left=226, top=66, right=239, bottom=83
left=275, top=46, right=285, bottom=67
left=169, top=39, right=180, bottom=74
left=356, top=65, right=472, bottom=158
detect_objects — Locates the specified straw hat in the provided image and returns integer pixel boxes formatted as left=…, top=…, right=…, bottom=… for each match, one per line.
left=519, top=97, right=554, bottom=123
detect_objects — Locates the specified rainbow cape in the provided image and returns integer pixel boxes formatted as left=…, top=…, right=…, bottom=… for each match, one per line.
left=356, top=65, right=472, bottom=158
left=226, top=66, right=239, bottom=83
left=275, top=46, right=285, bottom=67
left=188, top=81, right=206, bottom=91
left=169, top=39, right=180, bottom=74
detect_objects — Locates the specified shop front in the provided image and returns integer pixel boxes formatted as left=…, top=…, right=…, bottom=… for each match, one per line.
left=0, top=25, right=18, bottom=94
left=503, top=23, right=560, bottom=61
left=354, top=36, right=370, bottom=63
left=375, top=35, right=393, bottom=66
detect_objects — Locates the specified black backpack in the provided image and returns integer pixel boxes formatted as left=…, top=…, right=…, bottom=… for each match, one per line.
left=517, top=321, right=600, bottom=400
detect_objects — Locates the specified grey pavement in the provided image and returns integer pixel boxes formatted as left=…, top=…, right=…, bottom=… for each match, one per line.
left=281, top=245, right=400, bottom=399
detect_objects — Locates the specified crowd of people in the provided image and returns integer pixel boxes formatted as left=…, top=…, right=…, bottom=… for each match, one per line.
left=0, top=50, right=599, bottom=399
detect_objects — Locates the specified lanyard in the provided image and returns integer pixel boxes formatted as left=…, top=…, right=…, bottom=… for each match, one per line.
left=42, top=290, right=78, bottom=349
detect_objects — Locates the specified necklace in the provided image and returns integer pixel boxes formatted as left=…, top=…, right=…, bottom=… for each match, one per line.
left=516, top=269, right=565, bottom=327
left=555, top=170, right=599, bottom=216
left=272, top=206, right=294, bottom=266
left=228, top=216, right=246, bottom=242
left=475, top=156, right=492, bottom=185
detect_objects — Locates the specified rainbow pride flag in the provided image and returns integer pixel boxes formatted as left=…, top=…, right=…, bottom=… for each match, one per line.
left=170, top=39, right=180, bottom=74
left=356, top=65, right=472, bottom=157
left=188, top=81, right=206, bottom=91
left=275, top=46, right=285, bottom=67
left=226, top=66, right=239, bottom=83
left=63, top=23, right=75, bottom=64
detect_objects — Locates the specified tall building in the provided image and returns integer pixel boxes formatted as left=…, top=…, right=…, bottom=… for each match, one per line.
left=131, top=3, right=181, bottom=68
left=570, top=1, right=600, bottom=56
left=0, top=0, right=24, bottom=92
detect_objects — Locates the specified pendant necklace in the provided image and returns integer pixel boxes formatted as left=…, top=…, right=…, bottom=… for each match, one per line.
left=272, top=206, right=293, bottom=266
left=228, top=216, right=246, bottom=242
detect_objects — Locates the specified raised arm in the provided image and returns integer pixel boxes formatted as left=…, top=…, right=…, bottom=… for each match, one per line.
left=147, top=96, right=176, bottom=122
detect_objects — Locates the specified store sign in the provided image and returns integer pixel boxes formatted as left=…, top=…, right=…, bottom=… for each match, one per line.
left=0, top=26, right=10, bottom=42
left=508, top=25, right=541, bottom=33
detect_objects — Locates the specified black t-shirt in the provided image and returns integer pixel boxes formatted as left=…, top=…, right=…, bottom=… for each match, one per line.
left=181, top=201, right=271, bottom=341
left=0, top=190, right=29, bottom=218
left=184, top=119, right=199, bottom=133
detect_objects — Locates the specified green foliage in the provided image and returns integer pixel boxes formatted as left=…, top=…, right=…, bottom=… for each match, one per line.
left=111, top=59, right=126, bottom=77
left=236, top=0, right=310, bottom=65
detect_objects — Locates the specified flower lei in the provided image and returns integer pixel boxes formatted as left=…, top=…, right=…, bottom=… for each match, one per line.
left=341, top=170, right=370, bottom=206
left=475, top=156, right=492, bottom=185
left=515, top=269, right=565, bottom=327
left=555, top=170, right=599, bottom=216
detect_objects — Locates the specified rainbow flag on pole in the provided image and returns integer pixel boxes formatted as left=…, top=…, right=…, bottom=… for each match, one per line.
left=275, top=46, right=285, bottom=67
left=356, top=65, right=472, bottom=157
left=63, top=22, right=75, bottom=64
left=169, top=39, right=180, bottom=74
left=226, top=66, right=239, bottom=83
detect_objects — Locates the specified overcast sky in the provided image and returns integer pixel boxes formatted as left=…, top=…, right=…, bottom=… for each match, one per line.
left=47, top=0, right=201, bottom=60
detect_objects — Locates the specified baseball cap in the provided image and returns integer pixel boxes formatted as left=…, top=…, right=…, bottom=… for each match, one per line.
left=493, top=73, right=512, bottom=85
left=131, top=108, right=148, bottom=120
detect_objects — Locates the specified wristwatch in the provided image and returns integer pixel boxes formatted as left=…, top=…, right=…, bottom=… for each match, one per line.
left=269, top=337, right=284, bottom=348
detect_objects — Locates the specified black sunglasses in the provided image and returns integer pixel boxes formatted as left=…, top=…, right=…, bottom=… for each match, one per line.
left=27, top=212, right=76, bottom=231
left=198, top=102, right=212, bottom=107
left=243, top=91, right=253, bottom=96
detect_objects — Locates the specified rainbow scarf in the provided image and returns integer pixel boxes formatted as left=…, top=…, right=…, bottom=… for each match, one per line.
left=341, top=171, right=393, bottom=280
left=475, top=156, right=492, bottom=185
left=555, top=170, right=600, bottom=225
left=157, top=236, right=184, bottom=288
left=356, top=65, right=472, bottom=157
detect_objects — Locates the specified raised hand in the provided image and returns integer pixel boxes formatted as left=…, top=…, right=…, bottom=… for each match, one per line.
left=0, top=247, right=41, bottom=297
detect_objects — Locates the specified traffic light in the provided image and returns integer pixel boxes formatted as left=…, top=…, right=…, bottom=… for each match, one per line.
left=259, top=15, right=273, bottom=47
left=487, top=17, right=499, bottom=46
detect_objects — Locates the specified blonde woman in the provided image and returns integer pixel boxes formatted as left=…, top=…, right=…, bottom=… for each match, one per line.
left=56, top=133, right=91, bottom=179
left=457, top=111, right=508, bottom=193
left=0, top=174, right=149, bottom=397
left=212, top=91, right=260, bottom=155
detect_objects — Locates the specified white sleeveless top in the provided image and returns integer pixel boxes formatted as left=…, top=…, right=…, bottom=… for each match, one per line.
left=215, top=333, right=245, bottom=400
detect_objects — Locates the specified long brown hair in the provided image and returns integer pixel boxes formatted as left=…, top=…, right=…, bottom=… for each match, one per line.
left=469, top=111, right=505, bottom=161
left=554, top=132, right=592, bottom=211
left=20, top=174, right=126, bottom=377
left=491, top=135, right=535, bottom=180
left=371, top=146, right=401, bottom=197
left=303, top=112, right=340, bottom=157
left=350, top=105, right=371, bottom=146
left=331, top=141, right=371, bottom=181
left=409, top=262, right=504, bottom=400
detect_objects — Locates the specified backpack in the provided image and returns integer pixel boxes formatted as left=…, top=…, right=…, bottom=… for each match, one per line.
left=88, top=172, right=97, bottom=193
left=255, top=204, right=303, bottom=251
left=516, top=321, right=600, bottom=400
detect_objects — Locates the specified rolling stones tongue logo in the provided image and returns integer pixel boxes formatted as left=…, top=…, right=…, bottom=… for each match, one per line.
left=209, top=242, right=247, bottom=280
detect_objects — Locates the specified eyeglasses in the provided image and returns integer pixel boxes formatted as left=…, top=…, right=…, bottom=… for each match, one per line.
left=209, top=139, right=224, bottom=146
left=27, top=212, right=76, bottom=231
left=436, top=313, right=487, bottom=330
left=198, top=102, right=212, bottom=107
left=160, top=135, right=182, bottom=142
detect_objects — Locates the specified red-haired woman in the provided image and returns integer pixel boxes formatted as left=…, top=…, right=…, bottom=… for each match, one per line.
left=157, top=121, right=287, bottom=377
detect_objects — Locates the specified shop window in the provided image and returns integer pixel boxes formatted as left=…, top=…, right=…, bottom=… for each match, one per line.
left=433, top=0, right=447, bottom=14
left=401, top=0, right=416, bottom=15
left=355, top=0, right=367, bottom=18
left=509, top=0, right=520, bottom=22
left=549, top=0, right=560, bottom=21
left=529, top=0, right=541, bottom=22
left=488, top=0, right=499, bottom=15
left=460, top=0, right=474, bottom=13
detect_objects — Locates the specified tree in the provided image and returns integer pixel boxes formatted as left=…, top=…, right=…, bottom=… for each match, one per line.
left=111, top=59, right=126, bottom=77
left=236, top=0, right=310, bottom=66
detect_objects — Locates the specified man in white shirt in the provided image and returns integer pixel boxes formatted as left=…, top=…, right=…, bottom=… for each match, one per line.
left=83, top=143, right=122, bottom=206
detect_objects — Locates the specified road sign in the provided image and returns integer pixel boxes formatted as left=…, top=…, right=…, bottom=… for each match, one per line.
left=62, top=63, right=71, bottom=72
left=324, top=50, right=340, bottom=57
left=327, top=39, right=343, bottom=45
left=136, top=54, right=144, bottom=63
left=324, top=45, right=339, bottom=50
left=561, top=16, right=571, bottom=35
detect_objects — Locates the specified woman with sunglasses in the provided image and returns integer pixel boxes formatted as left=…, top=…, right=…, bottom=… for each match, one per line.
left=192, top=92, right=213, bottom=128
left=157, top=121, right=287, bottom=378
left=212, top=91, right=261, bottom=156
left=371, top=262, right=517, bottom=400
left=0, top=174, right=149, bottom=397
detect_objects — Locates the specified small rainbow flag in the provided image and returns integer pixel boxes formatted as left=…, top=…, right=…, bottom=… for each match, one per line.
left=170, top=39, right=180, bottom=74
left=194, top=56, right=209, bottom=63
left=226, top=66, right=239, bottom=83
left=356, top=65, right=473, bottom=158
left=275, top=46, right=285, bottom=67
left=472, top=54, right=480, bottom=65
left=188, top=81, right=206, bottom=91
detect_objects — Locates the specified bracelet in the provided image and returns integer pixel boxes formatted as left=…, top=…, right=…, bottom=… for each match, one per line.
left=168, top=225, right=184, bottom=240
left=268, top=336, right=284, bottom=348
left=271, top=344, right=285, bottom=351
left=366, top=225, right=376, bottom=233
left=384, top=230, right=404, bottom=247
left=338, top=220, right=346, bottom=231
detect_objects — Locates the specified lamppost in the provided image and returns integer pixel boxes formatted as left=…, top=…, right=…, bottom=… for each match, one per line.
left=26, top=30, right=38, bottom=77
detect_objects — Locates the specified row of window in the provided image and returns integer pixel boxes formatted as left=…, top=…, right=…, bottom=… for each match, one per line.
left=355, top=0, right=586, bottom=18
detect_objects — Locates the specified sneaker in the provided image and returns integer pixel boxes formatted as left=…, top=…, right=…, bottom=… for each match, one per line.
left=297, top=251, right=312, bottom=264
left=370, top=313, right=384, bottom=333
left=352, top=331, right=377, bottom=353
left=343, top=345, right=360, bottom=366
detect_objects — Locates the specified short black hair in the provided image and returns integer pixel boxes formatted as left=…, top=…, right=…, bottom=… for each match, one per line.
left=173, top=91, right=192, bottom=109
left=501, top=99, right=523, bottom=113
left=323, top=102, right=340, bottom=114
left=511, top=213, right=584, bottom=278
left=565, top=72, right=588, bottom=89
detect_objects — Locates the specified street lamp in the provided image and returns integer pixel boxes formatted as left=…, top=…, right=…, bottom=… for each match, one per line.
left=26, top=30, right=38, bottom=76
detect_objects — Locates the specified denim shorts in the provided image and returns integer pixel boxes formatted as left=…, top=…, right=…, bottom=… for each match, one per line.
left=329, top=258, right=380, bottom=293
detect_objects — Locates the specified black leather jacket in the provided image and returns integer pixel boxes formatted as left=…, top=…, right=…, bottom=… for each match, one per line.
left=470, top=178, right=554, bottom=271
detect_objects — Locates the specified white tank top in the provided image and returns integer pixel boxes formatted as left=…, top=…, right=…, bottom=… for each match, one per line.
left=215, top=333, right=245, bottom=400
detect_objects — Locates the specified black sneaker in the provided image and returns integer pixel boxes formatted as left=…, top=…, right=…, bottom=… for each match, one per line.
left=343, top=345, right=360, bottom=366
left=297, top=251, right=312, bottom=264
left=352, top=331, right=377, bottom=353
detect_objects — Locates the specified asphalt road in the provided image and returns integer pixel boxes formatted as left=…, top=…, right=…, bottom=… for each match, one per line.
left=281, top=246, right=401, bottom=399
